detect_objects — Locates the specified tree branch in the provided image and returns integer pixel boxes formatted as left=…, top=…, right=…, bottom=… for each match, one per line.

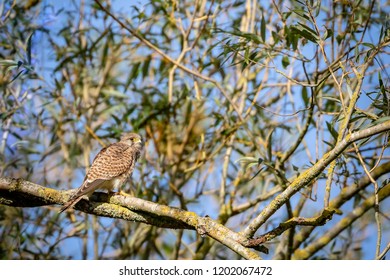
left=242, top=208, right=342, bottom=248
left=0, top=177, right=265, bottom=259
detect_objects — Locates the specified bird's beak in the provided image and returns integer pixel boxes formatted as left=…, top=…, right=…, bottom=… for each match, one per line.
left=135, top=138, right=142, bottom=143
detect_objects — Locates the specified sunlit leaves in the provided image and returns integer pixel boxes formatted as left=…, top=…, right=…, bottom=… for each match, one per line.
left=25, top=32, right=33, bottom=64
left=236, top=156, right=264, bottom=174
left=261, top=12, right=266, bottom=42
left=0, top=32, right=35, bottom=83
left=290, top=23, right=319, bottom=44
left=281, top=56, right=290, bottom=68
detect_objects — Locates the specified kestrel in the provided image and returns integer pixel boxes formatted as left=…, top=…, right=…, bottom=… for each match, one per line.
left=60, top=132, right=144, bottom=212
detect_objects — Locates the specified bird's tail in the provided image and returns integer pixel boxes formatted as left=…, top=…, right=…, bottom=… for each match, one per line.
left=59, top=195, right=84, bottom=213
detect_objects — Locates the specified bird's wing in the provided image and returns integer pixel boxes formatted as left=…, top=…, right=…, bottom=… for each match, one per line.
left=59, top=179, right=104, bottom=213
left=85, top=142, right=136, bottom=182
left=67, top=178, right=106, bottom=201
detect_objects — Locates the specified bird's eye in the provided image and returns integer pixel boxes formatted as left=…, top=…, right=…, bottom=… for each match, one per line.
left=129, top=138, right=134, bottom=141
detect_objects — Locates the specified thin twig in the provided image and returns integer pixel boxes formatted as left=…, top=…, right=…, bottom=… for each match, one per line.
left=377, top=241, right=390, bottom=260
left=353, top=142, right=381, bottom=258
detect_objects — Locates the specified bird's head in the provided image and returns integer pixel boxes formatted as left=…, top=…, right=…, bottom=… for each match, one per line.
left=120, top=132, right=144, bottom=149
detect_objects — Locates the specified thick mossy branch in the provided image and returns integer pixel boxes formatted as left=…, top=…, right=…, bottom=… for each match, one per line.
left=0, top=178, right=61, bottom=207
left=0, top=177, right=263, bottom=259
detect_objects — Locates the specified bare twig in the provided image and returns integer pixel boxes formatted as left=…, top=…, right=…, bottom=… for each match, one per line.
left=377, top=241, right=390, bottom=260
left=353, top=142, right=381, bottom=258
left=243, top=208, right=341, bottom=248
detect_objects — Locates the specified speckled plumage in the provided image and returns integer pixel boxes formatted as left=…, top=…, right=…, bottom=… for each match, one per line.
left=60, top=133, right=143, bottom=212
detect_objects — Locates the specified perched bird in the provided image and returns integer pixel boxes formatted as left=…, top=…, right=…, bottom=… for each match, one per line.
left=60, top=132, right=144, bottom=213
